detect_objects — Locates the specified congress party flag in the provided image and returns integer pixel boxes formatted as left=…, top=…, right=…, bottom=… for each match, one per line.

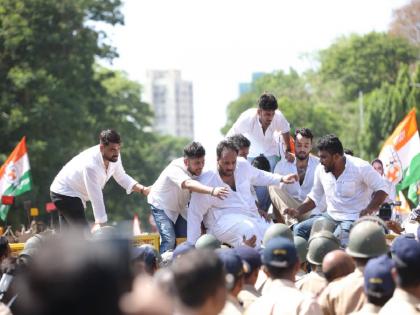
left=379, top=109, right=420, bottom=204
left=0, top=137, right=32, bottom=220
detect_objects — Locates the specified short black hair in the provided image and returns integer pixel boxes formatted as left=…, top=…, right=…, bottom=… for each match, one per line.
left=184, top=142, right=205, bottom=159
left=295, top=128, right=313, bottom=141
left=258, top=93, right=278, bottom=111
left=227, top=134, right=250, bottom=149
left=0, top=236, right=9, bottom=259
left=316, top=134, right=344, bottom=156
left=367, top=295, right=392, bottom=307
left=171, top=250, right=225, bottom=308
left=344, top=149, right=354, bottom=156
left=371, top=159, right=383, bottom=167
left=251, top=154, right=270, bottom=172
left=216, top=140, right=238, bottom=159
left=99, top=129, right=121, bottom=145
left=265, top=264, right=295, bottom=280
left=396, top=266, right=420, bottom=288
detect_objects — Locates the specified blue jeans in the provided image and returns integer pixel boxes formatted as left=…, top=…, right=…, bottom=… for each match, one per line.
left=293, top=213, right=354, bottom=247
left=248, top=155, right=279, bottom=211
left=150, top=205, right=187, bottom=254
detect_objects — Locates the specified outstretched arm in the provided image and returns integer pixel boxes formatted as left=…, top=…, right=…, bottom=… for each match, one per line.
left=182, top=179, right=229, bottom=200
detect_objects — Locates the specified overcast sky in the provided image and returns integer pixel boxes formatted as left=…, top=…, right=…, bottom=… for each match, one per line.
left=102, top=0, right=408, bottom=166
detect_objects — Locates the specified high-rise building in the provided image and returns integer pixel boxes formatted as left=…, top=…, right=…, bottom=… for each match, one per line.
left=238, top=72, right=267, bottom=96
left=143, top=70, right=194, bottom=139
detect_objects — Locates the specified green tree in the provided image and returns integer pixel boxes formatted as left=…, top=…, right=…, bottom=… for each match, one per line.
left=319, top=32, right=418, bottom=101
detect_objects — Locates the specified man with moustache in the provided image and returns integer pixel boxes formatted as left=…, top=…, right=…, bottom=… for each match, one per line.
left=50, top=129, right=149, bottom=231
left=285, top=134, right=388, bottom=245
left=187, top=140, right=297, bottom=248
left=269, top=128, right=326, bottom=225
left=148, top=141, right=228, bottom=254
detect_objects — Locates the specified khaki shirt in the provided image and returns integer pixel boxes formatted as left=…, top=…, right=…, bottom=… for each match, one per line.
left=379, top=288, right=420, bottom=315
left=245, top=279, right=322, bottom=315
left=350, top=303, right=381, bottom=315
left=219, top=295, right=243, bottom=315
left=238, top=284, right=261, bottom=309
left=296, top=271, right=328, bottom=297
left=318, top=267, right=366, bottom=315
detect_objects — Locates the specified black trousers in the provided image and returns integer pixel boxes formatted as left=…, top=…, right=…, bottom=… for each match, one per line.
left=50, top=191, right=88, bottom=228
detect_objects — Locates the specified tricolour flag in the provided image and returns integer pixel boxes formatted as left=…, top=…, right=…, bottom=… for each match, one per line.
left=379, top=109, right=420, bottom=204
left=0, top=137, right=32, bottom=220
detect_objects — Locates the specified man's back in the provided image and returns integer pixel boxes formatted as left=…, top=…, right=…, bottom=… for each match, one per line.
left=379, top=288, right=420, bottom=315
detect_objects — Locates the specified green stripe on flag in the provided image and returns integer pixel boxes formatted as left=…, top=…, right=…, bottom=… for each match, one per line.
left=397, top=153, right=420, bottom=193
left=0, top=170, right=32, bottom=221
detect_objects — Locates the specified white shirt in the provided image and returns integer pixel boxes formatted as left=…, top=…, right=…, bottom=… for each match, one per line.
left=187, top=158, right=283, bottom=244
left=147, top=158, right=192, bottom=223
left=308, top=155, right=389, bottom=221
left=273, top=155, right=326, bottom=215
left=50, top=145, right=137, bottom=224
left=226, top=108, right=290, bottom=158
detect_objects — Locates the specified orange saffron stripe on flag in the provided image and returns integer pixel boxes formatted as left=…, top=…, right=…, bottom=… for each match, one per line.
left=0, top=137, right=28, bottom=179
left=382, top=109, right=418, bottom=152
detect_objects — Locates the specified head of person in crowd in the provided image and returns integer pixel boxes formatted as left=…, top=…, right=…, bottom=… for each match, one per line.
left=119, top=275, right=173, bottom=315
left=307, top=231, right=340, bottom=271
left=217, top=140, right=239, bottom=177
left=131, top=245, right=160, bottom=276
left=391, top=237, right=420, bottom=297
left=344, top=148, right=354, bottom=156
left=234, top=246, right=262, bottom=287
left=309, top=217, right=336, bottom=239
left=363, top=254, right=395, bottom=307
left=171, top=249, right=227, bottom=315
left=0, top=236, right=10, bottom=264
left=91, top=225, right=118, bottom=240
left=257, top=93, right=278, bottom=129
left=14, top=231, right=133, bottom=315
left=316, top=134, right=344, bottom=173
left=322, top=250, right=355, bottom=283
left=251, top=154, right=271, bottom=172
left=195, top=234, right=221, bottom=250
left=172, top=242, right=195, bottom=260
left=346, top=220, right=388, bottom=268
left=227, top=134, right=251, bottom=159
left=371, top=158, right=384, bottom=176
left=183, top=141, right=206, bottom=176
left=99, top=129, right=122, bottom=163
left=263, top=223, right=293, bottom=246
left=217, top=248, right=246, bottom=297
left=294, top=236, right=309, bottom=272
left=262, top=236, right=299, bottom=282
left=295, top=128, right=314, bottom=161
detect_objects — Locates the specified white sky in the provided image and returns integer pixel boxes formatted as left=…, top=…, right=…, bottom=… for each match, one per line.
left=103, top=0, right=408, bottom=167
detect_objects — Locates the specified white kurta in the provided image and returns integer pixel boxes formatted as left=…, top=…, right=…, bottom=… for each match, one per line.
left=50, top=145, right=137, bottom=223
left=187, top=158, right=283, bottom=247
left=226, top=108, right=290, bottom=158
left=273, top=155, right=326, bottom=215
left=308, top=155, right=389, bottom=221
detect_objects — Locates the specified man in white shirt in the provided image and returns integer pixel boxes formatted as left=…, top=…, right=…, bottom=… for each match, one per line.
left=226, top=93, right=293, bottom=212
left=269, top=128, right=326, bottom=226
left=187, top=140, right=297, bottom=248
left=285, top=134, right=389, bottom=245
left=148, top=142, right=228, bottom=254
left=50, top=129, right=148, bottom=231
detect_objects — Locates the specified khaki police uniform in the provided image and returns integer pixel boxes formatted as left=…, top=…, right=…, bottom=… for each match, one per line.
left=349, top=303, right=381, bottom=315
left=238, top=284, right=261, bottom=309
left=245, top=279, right=322, bottom=315
left=296, top=270, right=328, bottom=297
left=379, top=288, right=420, bottom=315
left=318, top=267, right=366, bottom=315
left=219, top=295, right=243, bottom=315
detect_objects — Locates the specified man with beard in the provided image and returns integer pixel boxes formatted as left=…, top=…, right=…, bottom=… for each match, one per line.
left=148, top=142, right=229, bottom=254
left=285, top=134, right=388, bottom=245
left=269, top=128, right=326, bottom=225
left=50, top=129, right=149, bottom=231
left=187, top=140, right=297, bottom=248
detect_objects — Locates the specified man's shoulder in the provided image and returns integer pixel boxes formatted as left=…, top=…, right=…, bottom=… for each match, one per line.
left=196, top=169, right=218, bottom=184
left=346, top=155, right=370, bottom=168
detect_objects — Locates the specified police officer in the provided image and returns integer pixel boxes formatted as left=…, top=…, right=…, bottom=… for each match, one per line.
left=296, top=231, right=340, bottom=296
left=318, top=220, right=388, bottom=315
left=379, top=238, right=420, bottom=314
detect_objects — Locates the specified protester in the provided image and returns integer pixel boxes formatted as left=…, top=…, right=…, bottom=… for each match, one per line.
left=50, top=129, right=149, bottom=230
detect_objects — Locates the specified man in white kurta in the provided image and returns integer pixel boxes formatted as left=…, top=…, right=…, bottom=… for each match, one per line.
left=187, top=140, right=297, bottom=248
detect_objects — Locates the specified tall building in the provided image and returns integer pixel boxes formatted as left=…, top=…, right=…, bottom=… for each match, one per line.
left=238, top=72, right=267, bottom=96
left=143, top=70, right=194, bottom=139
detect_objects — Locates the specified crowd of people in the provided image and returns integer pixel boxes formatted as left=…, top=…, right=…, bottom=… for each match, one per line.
left=1, top=92, right=418, bottom=314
